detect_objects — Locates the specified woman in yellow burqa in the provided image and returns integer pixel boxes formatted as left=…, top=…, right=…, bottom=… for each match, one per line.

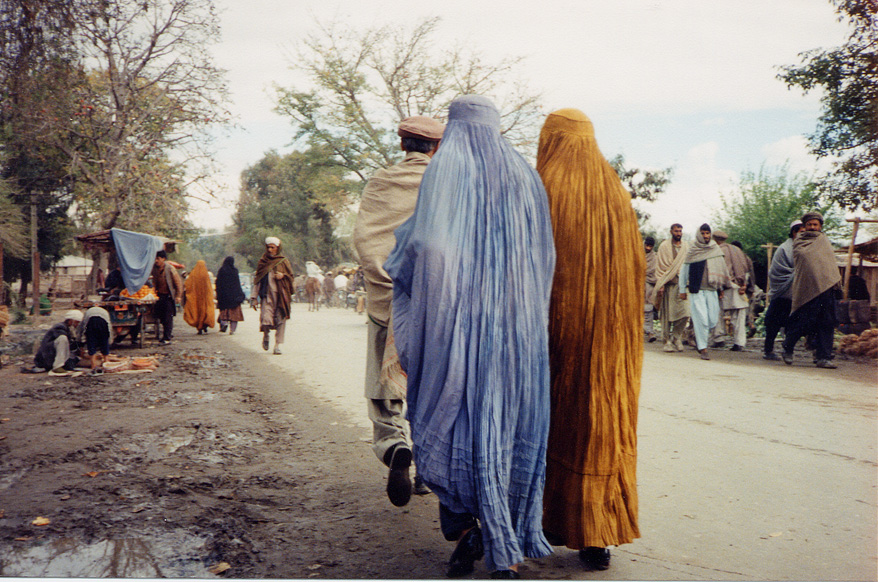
left=537, top=109, right=644, bottom=571
left=183, top=260, right=216, bottom=334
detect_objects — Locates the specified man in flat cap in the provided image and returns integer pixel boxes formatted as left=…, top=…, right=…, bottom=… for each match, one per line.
left=782, top=211, right=840, bottom=368
left=352, top=115, right=445, bottom=507
left=710, top=229, right=752, bottom=351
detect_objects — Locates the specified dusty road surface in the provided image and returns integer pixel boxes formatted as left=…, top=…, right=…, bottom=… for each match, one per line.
left=0, top=303, right=875, bottom=580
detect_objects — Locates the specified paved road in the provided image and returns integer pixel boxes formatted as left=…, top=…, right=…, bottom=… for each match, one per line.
left=225, top=303, right=877, bottom=580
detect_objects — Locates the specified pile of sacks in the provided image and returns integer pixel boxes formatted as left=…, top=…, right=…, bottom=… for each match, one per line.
left=837, top=328, right=878, bottom=358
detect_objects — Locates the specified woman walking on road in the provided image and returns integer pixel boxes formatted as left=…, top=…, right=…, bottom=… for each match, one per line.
left=536, top=108, right=644, bottom=571
left=251, top=237, right=294, bottom=355
left=215, top=256, right=246, bottom=335
left=183, top=260, right=216, bottom=335
left=385, top=95, right=556, bottom=579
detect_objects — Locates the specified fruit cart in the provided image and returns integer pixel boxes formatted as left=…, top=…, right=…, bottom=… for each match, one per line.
left=74, top=298, right=156, bottom=348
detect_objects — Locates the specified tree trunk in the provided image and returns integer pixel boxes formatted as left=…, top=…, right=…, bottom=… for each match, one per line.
left=31, top=198, right=39, bottom=314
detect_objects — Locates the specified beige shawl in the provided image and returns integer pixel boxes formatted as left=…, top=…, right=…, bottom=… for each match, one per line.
left=650, top=239, right=690, bottom=303
left=723, top=243, right=751, bottom=288
left=352, top=152, right=431, bottom=326
left=645, top=248, right=657, bottom=285
left=791, top=231, right=841, bottom=313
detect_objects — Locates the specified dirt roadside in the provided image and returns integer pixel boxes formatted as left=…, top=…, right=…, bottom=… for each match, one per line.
left=0, top=315, right=460, bottom=579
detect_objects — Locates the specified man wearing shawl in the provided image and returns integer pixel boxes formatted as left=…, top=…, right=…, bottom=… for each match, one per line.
left=710, top=230, right=752, bottom=351
left=763, top=221, right=803, bottom=360
left=782, top=211, right=841, bottom=368
left=250, top=237, right=295, bottom=355
left=385, top=95, right=555, bottom=578
left=679, top=224, right=731, bottom=360
left=644, top=236, right=657, bottom=342
left=183, top=260, right=216, bottom=334
left=536, top=108, right=643, bottom=571
left=151, top=250, right=183, bottom=345
left=651, top=224, right=690, bottom=352
left=33, top=310, right=83, bottom=374
left=352, top=115, right=445, bottom=508
left=215, top=256, right=246, bottom=335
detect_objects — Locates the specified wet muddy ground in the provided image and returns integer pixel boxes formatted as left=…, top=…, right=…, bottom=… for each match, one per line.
left=0, top=323, right=456, bottom=579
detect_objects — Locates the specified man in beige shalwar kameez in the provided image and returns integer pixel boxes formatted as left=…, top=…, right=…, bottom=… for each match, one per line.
left=651, top=223, right=691, bottom=352
left=352, top=115, right=444, bottom=507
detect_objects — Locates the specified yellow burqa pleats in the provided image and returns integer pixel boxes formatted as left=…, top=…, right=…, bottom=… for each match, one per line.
left=537, top=109, right=644, bottom=549
left=183, top=260, right=216, bottom=331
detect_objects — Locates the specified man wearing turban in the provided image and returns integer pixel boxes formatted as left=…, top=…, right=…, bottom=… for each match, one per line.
left=385, top=95, right=555, bottom=578
left=250, top=237, right=295, bottom=354
left=781, top=211, right=841, bottom=368
left=352, top=114, right=445, bottom=507
left=709, top=230, right=752, bottom=351
left=536, top=108, right=643, bottom=571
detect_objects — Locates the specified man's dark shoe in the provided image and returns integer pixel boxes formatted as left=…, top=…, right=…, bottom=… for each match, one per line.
left=730, top=344, right=743, bottom=352
left=815, top=359, right=837, bottom=369
left=782, top=351, right=794, bottom=365
left=763, top=352, right=781, bottom=361
left=447, top=526, right=484, bottom=577
left=490, top=570, right=520, bottom=579
left=579, top=547, right=611, bottom=571
left=386, top=445, right=412, bottom=507
left=413, top=474, right=431, bottom=496
left=262, top=335, right=269, bottom=351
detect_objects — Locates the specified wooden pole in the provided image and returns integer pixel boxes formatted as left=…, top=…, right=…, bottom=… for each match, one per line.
left=842, top=218, right=860, bottom=300
left=31, top=197, right=39, bottom=316
left=0, top=241, right=4, bottom=306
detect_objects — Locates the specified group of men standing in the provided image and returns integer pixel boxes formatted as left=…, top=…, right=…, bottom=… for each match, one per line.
left=645, top=212, right=841, bottom=368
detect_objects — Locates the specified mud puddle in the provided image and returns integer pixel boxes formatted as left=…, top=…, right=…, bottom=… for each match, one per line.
left=1, top=528, right=212, bottom=577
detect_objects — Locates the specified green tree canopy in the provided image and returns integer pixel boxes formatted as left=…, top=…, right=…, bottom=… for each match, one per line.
left=712, top=165, right=847, bottom=274
left=233, top=148, right=360, bottom=271
left=778, top=0, right=877, bottom=212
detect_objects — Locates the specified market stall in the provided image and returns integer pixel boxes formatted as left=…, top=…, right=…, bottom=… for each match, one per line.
left=75, top=228, right=180, bottom=346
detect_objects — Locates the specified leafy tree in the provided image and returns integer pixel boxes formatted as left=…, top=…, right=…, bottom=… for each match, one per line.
left=0, top=0, right=81, bottom=298
left=275, top=17, right=543, bottom=183
left=778, top=0, right=877, bottom=212
left=1, top=0, right=231, bottom=237
left=0, top=183, right=27, bottom=259
left=609, top=154, right=673, bottom=224
left=712, top=164, right=847, bottom=276
left=233, top=147, right=360, bottom=270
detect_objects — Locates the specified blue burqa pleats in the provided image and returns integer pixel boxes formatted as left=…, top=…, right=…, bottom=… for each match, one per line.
left=111, top=228, right=165, bottom=294
left=384, top=95, right=556, bottom=571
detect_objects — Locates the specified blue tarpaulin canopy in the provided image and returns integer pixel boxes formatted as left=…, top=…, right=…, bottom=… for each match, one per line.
left=110, top=228, right=165, bottom=294
left=75, top=228, right=177, bottom=295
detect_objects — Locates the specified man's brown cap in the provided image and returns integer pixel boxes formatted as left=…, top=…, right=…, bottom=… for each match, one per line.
left=712, top=230, right=729, bottom=241
left=398, top=116, right=445, bottom=141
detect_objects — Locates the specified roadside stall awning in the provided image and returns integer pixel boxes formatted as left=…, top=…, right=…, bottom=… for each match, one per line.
left=75, top=228, right=180, bottom=294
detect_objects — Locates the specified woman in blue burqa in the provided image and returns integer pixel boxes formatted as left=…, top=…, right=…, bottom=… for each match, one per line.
left=384, top=95, right=556, bottom=579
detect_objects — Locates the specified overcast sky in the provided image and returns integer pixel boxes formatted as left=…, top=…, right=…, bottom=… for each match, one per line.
left=192, top=0, right=849, bottom=238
